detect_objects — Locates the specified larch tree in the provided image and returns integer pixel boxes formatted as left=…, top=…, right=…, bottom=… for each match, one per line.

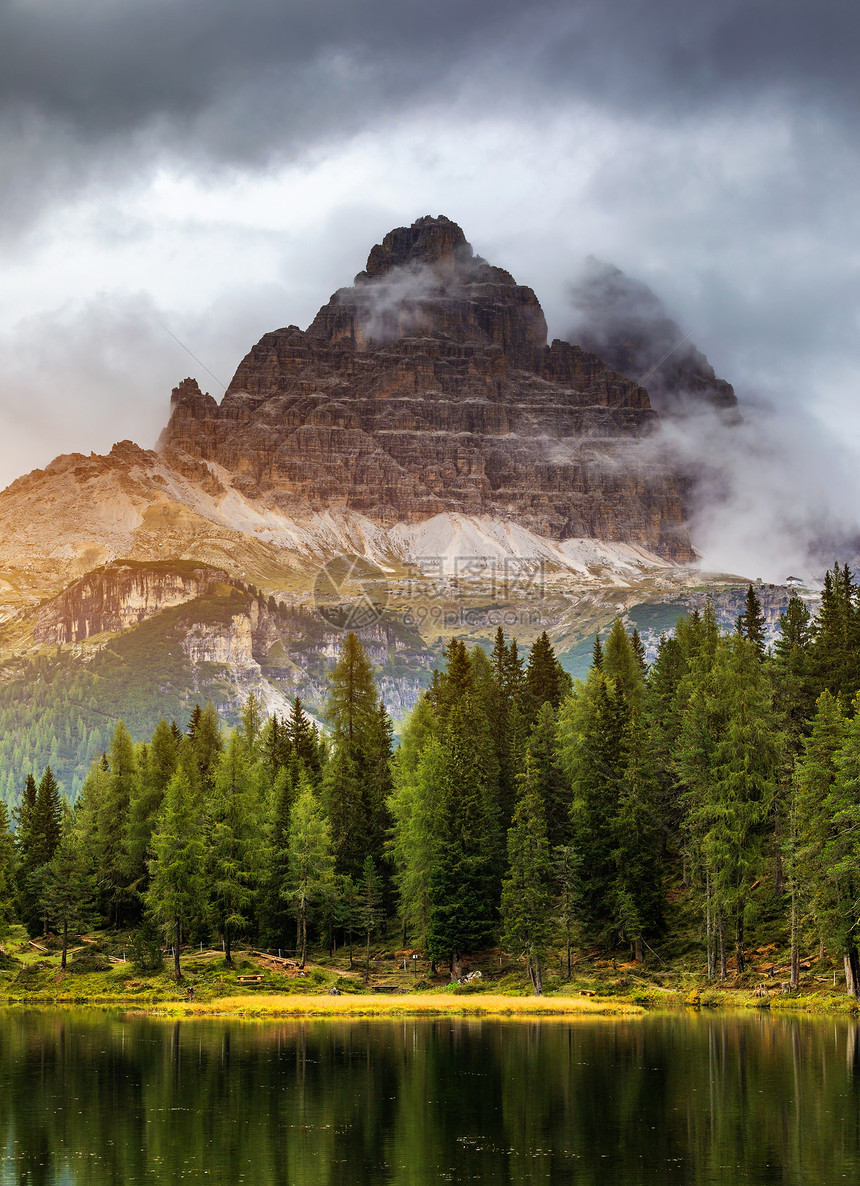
left=286, top=778, right=334, bottom=969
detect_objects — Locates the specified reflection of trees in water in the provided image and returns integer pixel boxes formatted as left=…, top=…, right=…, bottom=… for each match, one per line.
left=1, top=1013, right=860, bottom=1184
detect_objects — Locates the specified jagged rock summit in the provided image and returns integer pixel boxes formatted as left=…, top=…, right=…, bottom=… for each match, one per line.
left=162, top=215, right=692, bottom=561
left=567, top=257, right=739, bottom=418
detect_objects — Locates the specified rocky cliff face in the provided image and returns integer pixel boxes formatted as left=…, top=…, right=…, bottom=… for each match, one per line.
left=34, top=561, right=229, bottom=644
left=161, top=215, right=693, bottom=561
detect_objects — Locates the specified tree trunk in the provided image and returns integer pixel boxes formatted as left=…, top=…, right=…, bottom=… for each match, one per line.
left=533, top=953, right=543, bottom=997
left=719, top=912, right=727, bottom=980
left=847, top=946, right=860, bottom=1002
left=706, top=874, right=716, bottom=982
left=735, top=913, right=745, bottom=976
left=174, top=918, right=182, bottom=981
left=790, top=890, right=799, bottom=992
left=845, top=954, right=856, bottom=998
left=61, top=919, right=68, bottom=971
left=773, top=800, right=784, bottom=896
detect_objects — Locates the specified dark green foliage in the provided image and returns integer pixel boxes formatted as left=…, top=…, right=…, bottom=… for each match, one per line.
left=427, top=695, right=498, bottom=975
left=355, top=854, right=384, bottom=983
left=145, top=768, right=206, bottom=980
left=0, top=801, right=15, bottom=935
left=206, top=736, right=258, bottom=963
left=737, top=583, right=767, bottom=658
left=809, top=564, right=860, bottom=702
left=324, top=634, right=391, bottom=878
left=130, top=914, right=165, bottom=973
left=15, top=768, right=64, bottom=935
left=524, top=703, right=569, bottom=849
left=772, top=597, right=814, bottom=743
left=501, top=756, right=554, bottom=994
left=5, top=572, right=860, bottom=982
left=677, top=635, right=780, bottom=974
left=286, top=778, right=333, bottom=968
left=43, top=829, right=96, bottom=968
left=523, top=630, right=572, bottom=722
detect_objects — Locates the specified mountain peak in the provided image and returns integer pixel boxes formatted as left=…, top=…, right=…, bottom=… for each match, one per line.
left=359, top=215, right=472, bottom=281
left=155, top=216, right=693, bottom=561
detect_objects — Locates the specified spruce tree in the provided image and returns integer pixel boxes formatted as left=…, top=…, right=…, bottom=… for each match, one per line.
left=326, top=632, right=378, bottom=744
left=678, top=636, right=780, bottom=975
left=794, top=690, right=860, bottom=997
left=427, top=698, right=498, bottom=978
left=772, top=597, right=814, bottom=743
left=554, top=843, right=582, bottom=979
left=43, top=830, right=95, bottom=969
left=126, top=719, right=177, bottom=897
left=557, top=668, right=626, bottom=941
left=523, top=631, right=571, bottom=723
left=100, top=723, right=136, bottom=925
left=643, top=632, right=689, bottom=852
left=207, top=736, right=257, bottom=963
left=289, top=697, right=323, bottom=774
left=325, top=634, right=391, bottom=878
left=500, top=756, right=553, bottom=994
left=0, top=802, right=16, bottom=936
left=355, top=854, right=384, bottom=984
left=631, top=627, right=648, bottom=674
left=809, top=564, right=860, bottom=701
left=526, top=703, right=569, bottom=849
left=32, top=767, right=63, bottom=868
left=189, top=702, right=224, bottom=791
left=793, top=690, right=847, bottom=983
left=737, top=584, right=767, bottom=659
left=145, top=769, right=206, bottom=980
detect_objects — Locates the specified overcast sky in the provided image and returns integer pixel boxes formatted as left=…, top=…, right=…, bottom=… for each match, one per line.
left=0, top=0, right=857, bottom=577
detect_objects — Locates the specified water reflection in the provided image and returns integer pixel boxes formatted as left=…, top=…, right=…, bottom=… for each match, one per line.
left=0, top=1011, right=859, bottom=1184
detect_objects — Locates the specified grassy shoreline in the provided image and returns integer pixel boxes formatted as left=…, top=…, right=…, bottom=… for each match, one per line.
left=3, top=926, right=859, bottom=1018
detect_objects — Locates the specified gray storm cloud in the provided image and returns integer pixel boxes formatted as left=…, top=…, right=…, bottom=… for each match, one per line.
left=1, top=0, right=859, bottom=231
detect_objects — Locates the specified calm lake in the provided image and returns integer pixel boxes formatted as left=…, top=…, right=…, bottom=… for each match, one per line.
left=1, top=1010, right=859, bottom=1184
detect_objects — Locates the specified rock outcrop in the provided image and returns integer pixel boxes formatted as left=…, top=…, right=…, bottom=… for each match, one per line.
left=34, top=561, right=229, bottom=644
left=161, top=216, right=694, bottom=561
left=566, top=257, right=739, bottom=418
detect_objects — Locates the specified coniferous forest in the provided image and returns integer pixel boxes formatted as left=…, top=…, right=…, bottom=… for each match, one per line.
left=3, top=564, right=860, bottom=997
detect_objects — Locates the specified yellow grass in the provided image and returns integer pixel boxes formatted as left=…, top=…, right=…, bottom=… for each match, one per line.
left=135, top=992, right=645, bottom=1020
